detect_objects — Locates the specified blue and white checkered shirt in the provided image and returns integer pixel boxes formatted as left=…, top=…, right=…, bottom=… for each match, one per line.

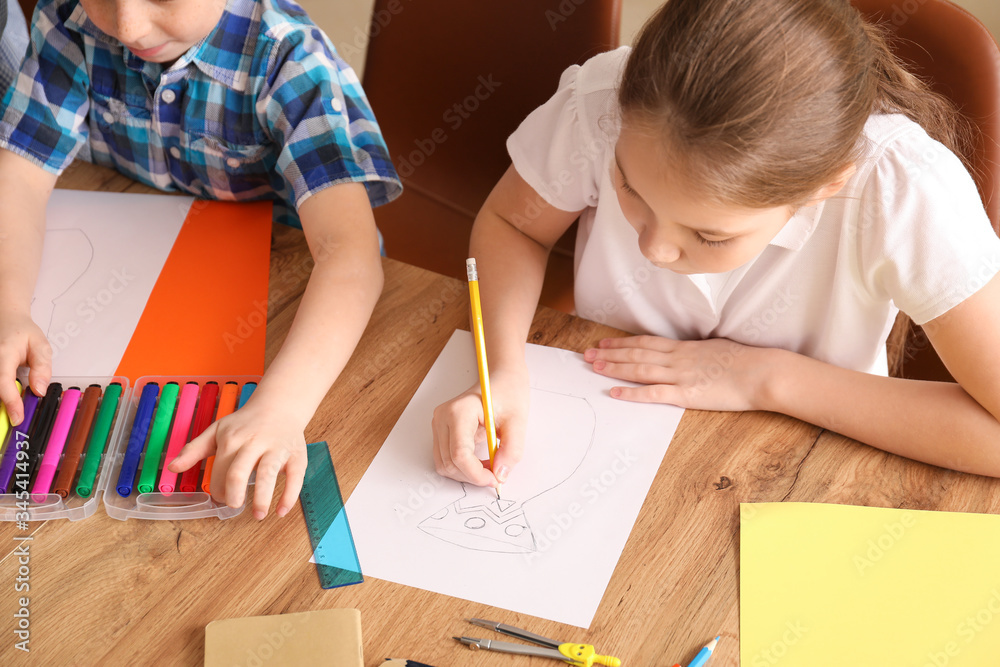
left=0, top=0, right=401, bottom=227
left=0, top=0, right=29, bottom=97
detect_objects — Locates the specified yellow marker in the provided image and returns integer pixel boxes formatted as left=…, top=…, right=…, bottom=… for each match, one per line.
left=466, top=258, right=500, bottom=498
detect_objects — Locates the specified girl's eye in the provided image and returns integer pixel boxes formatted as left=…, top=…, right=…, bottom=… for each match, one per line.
left=620, top=178, right=640, bottom=198
left=696, top=235, right=731, bottom=247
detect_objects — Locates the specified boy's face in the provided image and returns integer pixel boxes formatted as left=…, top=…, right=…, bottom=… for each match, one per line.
left=80, top=0, right=228, bottom=64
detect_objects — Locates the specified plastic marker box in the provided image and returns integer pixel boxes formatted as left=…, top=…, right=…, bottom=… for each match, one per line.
left=0, top=375, right=261, bottom=522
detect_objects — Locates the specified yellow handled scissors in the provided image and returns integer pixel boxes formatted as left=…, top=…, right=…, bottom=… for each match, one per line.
left=454, top=618, right=621, bottom=666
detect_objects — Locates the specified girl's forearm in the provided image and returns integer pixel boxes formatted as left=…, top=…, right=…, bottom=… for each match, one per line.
left=250, top=247, right=383, bottom=427
left=470, top=209, right=551, bottom=375
left=763, top=350, right=1000, bottom=477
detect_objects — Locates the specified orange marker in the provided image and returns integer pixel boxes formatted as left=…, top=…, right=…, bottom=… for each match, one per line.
left=201, top=381, right=239, bottom=493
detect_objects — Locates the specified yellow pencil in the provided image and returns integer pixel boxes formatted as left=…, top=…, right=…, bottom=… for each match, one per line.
left=466, top=258, right=500, bottom=499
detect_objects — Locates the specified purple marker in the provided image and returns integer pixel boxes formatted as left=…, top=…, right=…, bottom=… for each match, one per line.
left=0, top=387, right=40, bottom=494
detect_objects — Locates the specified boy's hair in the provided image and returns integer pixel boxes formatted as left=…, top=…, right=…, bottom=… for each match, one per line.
left=619, top=0, right=972, bottom=375
left=618, top=0, right=970, bottom=209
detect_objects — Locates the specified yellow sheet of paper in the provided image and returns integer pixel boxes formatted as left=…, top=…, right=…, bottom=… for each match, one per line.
left=205, top=608, right=362, bottom=667
left=740, top=502, right=1000, bottom=667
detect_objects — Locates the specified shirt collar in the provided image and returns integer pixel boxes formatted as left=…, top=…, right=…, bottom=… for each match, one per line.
left=188, top=0, right=262, bottom=92
left=65, top=3, right=118, bottom=45
left=66, top=0, right=263, bottom=92
left=769, top=200, right=825, bottom=251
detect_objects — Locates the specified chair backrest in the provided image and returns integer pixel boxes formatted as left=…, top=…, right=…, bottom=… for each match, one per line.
left=853, top=0, right=1000, bottom=231
left=362, top=0, right=621, bottom=220
left=852, top=0, right=1000, bottom=381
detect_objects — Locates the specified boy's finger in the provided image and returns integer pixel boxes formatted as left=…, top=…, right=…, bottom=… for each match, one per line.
left=277, top=449, right=306, bottom=517
left=167, top=426, right=217, bottom=472
left=0, top=378, right=24, bottom=426
left=223, top=446, right=261, bottom=509
left=251, top=453, right=283, bottom=519
left=26, top=339, right=52, bottom=397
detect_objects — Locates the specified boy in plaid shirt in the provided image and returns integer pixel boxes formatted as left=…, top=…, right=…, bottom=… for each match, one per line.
left=0, top=0, right=401, bottom=518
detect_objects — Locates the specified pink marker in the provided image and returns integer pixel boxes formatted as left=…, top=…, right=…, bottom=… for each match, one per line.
left=32, top=387, right=82, bottom=499
left=157, top=382, right=200, bottom=495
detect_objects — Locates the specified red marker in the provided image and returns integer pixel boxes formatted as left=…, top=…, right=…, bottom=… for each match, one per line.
left=201, top=382, right=239, bottom=493
left=158, top=382, right=200, bottom=494
left=179, top=382, right=219, bottom=493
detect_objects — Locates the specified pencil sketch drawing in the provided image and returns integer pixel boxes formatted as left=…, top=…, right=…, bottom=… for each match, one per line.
left=418, top=389, right=596, bottom=554
left=32, top=229, right=94, bottom=335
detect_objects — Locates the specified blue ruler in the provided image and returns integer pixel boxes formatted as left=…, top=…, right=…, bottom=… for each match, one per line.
left=301, top=442, right=363, bottom=589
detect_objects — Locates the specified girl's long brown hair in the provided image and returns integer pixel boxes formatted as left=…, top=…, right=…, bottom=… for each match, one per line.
left=618, top=0, right=972, bottom=373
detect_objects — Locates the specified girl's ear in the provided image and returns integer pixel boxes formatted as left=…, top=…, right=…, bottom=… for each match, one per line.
left=805, top=163, right=857, bottom=206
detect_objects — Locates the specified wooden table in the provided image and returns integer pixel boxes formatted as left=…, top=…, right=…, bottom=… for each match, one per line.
left=2, top=163, right=999, bottom=666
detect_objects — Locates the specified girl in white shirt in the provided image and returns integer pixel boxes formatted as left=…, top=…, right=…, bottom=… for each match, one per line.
left=432, top=0, right=1000, bottom=486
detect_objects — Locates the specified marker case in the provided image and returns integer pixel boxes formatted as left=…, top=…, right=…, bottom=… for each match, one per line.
left=0, top=374, right=261, bottom=522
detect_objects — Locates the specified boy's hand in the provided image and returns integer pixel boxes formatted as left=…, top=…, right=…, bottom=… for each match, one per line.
left=168, top=396, right=308, bottom=519
left=584, top=335, right=776, bottom=411
left=0, top=312, right=51, bottom=425
left=431, top=368, right=529, bottom=487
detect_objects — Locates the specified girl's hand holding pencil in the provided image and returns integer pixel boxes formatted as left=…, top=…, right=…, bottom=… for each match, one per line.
left=432, top=367, right=529, bottom=488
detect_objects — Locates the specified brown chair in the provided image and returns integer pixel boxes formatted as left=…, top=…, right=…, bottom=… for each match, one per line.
left=362, top=0, right=621, bottom=311
left=852, top=0, right=1000, bottom=381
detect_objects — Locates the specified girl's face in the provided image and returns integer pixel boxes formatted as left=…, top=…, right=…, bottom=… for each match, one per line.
left=80, top=0, right=228, bottom=64
left=614, top=125, right=801, bottom=275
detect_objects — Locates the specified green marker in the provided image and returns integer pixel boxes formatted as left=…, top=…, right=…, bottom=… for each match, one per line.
left=75, top=382, right=123, bottom=497
left=136, top=382, right=179, bottom=494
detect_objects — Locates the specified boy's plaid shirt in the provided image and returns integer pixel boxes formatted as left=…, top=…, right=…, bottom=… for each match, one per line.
left=0, top=0, right=401, bottom=227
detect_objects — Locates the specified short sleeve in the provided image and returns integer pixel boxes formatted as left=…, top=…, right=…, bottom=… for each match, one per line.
left=0, top=0, right=89, bottom=173
left=257, top=28, right=401, bottom=210
left=856, top=124, right=1000, bottom=325
left=506, top=48, right=626, bottom=213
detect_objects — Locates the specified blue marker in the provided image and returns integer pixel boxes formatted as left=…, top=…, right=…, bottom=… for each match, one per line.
left=116, top=383, right=159, bottom=497
left=238, top=382, right=256, bottom=408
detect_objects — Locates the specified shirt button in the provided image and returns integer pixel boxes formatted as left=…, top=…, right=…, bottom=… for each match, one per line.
left=226, top=157, right=240, bottom=169
left=330, top=98, right=343, bottom=113
left=102, top=111, right=115, bottom=124
left=170, top=146, right=181, bottom=159
left=161, top=89, right=176, bottom=104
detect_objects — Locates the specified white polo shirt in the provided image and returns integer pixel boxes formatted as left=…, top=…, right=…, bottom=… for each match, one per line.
left=507, top=47, right=1000, bottom=375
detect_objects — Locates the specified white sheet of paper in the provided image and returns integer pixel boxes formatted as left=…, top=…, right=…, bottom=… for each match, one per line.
left=33, top=189, right=191, bottom=376
left=346, top=329, right=684, bottom=628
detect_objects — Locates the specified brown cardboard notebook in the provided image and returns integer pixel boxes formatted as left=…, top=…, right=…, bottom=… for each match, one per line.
left=205, top=608, right=362, bottom=667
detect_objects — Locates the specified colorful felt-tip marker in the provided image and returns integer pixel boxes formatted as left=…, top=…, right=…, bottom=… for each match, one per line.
left=32, top=386, right=82, bottom=498
left=687, top=636, right=720, bottom=667
left=201, top=381, right=240, bottom=493
left=116, top=383, right=160, bottom=496
left=136, top=382, right=179, bottom=494
left=158, top=382, right=200, bottom=494
left=179, top=381, right=219, bottom=492
left=52, top=385, right=103, bottom=498
left=75, top=382, right=123, bottom=497
left=24, top=382, right=62, bottom=485
left=0, top=380, right=25, bottom=494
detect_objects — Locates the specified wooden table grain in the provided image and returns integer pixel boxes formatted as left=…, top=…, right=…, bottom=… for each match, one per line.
left=2, top=162, right=998, bottom=666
